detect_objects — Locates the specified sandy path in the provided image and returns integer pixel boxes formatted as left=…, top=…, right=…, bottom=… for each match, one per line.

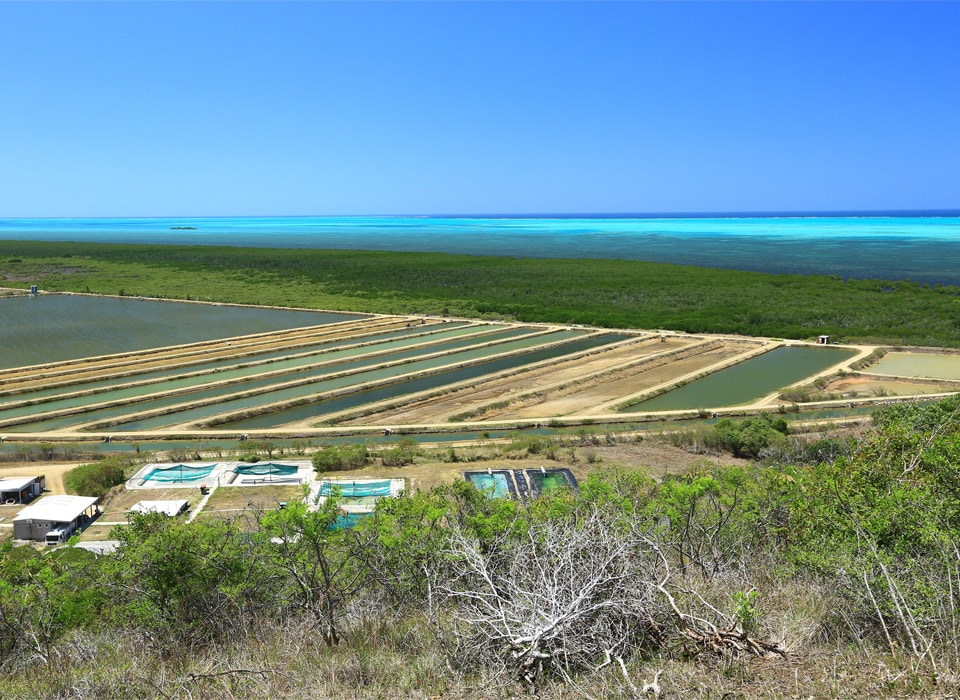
left=0, top=462, right=77, bottom=495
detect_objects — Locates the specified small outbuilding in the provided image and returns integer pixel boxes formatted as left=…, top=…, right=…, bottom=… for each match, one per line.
left=0, top=476, right=45, bottom=505
left=817, top=335, right=831, bottom=345
left=128, top=500, right=189, bottom=517
left=12, top=495, right=100, bottom=545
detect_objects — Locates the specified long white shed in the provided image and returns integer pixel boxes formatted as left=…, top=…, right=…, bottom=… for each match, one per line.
left=12, top=495, right=100, bottom=545
left=128, top=500, right=189, bottom=517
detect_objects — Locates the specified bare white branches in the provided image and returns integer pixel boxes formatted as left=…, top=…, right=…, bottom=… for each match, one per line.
left=426, top=502, right=784, bottom=692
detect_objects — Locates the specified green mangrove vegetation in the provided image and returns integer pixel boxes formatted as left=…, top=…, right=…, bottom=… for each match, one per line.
left=3, top=240, right=960, bottom=345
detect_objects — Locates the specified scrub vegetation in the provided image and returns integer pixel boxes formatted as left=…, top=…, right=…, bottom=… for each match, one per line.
left=3, top=240, right=960, bottom=346
left=1, top=397, right=960, bottom=697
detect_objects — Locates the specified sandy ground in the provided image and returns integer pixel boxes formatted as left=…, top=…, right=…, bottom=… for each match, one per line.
left=0, top=462, right=76, bottom=494
left=821, top=375, right=955, bottom=398
left=0, top=462, right=78, bottom=534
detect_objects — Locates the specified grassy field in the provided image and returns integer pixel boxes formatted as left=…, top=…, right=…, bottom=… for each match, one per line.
left=3, top=240, right=960, bottom=346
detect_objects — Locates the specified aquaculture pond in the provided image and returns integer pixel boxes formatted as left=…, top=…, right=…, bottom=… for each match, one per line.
left=464, top=471, right=515, bottom=499
left=332, top=512, right=368, bottom=530
left=0, top=322, right=477, bottom=408
left=868, top=352, right=960, bottom=380
left=217, top=333, right=623, bottom=430
left=317, top=480, right=395, bottom=498
left=234, top=462, right=300, bottom=478
left=0, top=294, right=364, bottom=370
left=100, top=328, right=584, bottom=431
left=0, top=325, right=528, bottom=431
left=623, top=345, right=858, bottom=412
left=140, top=463, right=216, bottom=484
left=526, top=468, right=579, bottom=497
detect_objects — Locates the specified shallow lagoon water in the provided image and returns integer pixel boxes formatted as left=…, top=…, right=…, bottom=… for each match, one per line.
left=3, top=215, right=960, bottom=285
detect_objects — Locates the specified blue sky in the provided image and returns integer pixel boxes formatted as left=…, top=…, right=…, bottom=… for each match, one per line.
left=1, top=1, right=958, bottom=217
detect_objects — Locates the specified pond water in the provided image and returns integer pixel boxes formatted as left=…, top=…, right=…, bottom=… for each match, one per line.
left=0, top=326, right=533, bottom=430
left=234, top=462, right=300, bottom=477
left=526, top=468, right=578, bottom=497
left=95, top=329, right=589, bottom=431
left=217, top=333, right=623, bottom=430
left=0, top=294, right=364, bottom=370
left=622, top=345, right=857, bottom=412
left=317, top=480, right=395, bottom=498
left=868, top=352, right=960, bottom=380
left=0, top=322, right=477, bottom=408
left=142, top=463, right=216, bottom=484
left=464, top=471, right=513, bottom=498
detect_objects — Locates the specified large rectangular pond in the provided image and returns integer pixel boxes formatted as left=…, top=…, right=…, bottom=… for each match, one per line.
left=0, top=294, right=365, bottom=370
left=868, top=352, right=960, bottom=380
left=622, top=345, right=857, bottom=412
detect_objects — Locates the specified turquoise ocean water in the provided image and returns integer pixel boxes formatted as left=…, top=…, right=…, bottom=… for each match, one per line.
left=1, top=214, right=959, bottom=286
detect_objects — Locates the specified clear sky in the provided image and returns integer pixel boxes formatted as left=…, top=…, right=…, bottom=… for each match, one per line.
left=1, top=1, right=958, bottom=217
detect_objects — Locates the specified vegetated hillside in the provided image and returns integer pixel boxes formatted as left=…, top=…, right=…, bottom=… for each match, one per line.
left=2, top=397, right=960, bottom=698
left=3, top=240, right=960, bottom=346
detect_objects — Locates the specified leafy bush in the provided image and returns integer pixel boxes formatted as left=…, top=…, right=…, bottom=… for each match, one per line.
left=312, top=443, right=369, bottom=473
left=63, top=456, right=134, bottom=498
left=713, top=413, right=789, bottom=459
left=380, top=438, right=419, bottom=467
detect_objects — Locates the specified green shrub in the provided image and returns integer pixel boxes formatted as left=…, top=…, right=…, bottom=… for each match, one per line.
left=381, top=439, right=419, bottom=467
left=712, top=413, right=789, bottom=459
left=63, top=456, right=134, bottom=498
left=312, top=444, right=369, bottom=473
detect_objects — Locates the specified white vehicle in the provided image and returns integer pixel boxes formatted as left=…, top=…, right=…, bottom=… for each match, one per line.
left=45, top=523, right=76, bottom=546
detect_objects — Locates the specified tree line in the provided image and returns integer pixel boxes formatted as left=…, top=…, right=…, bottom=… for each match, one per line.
left=4, top=240, right=960, bottom=346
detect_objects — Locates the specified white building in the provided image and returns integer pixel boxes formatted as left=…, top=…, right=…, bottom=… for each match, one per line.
left=12, top=495, right=100, bottom=545
left=128, top=500, right=189, bottom=517
left=0, top=476, right=44, bottom=504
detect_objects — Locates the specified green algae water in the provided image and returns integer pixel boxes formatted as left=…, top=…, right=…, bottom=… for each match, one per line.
left=623, top=345, right=857, bottom=412
left=869, top=352, right=960, bottom=380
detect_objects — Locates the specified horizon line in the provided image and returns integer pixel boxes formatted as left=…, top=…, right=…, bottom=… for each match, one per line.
left=3, top=208, right=960, bottom=221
